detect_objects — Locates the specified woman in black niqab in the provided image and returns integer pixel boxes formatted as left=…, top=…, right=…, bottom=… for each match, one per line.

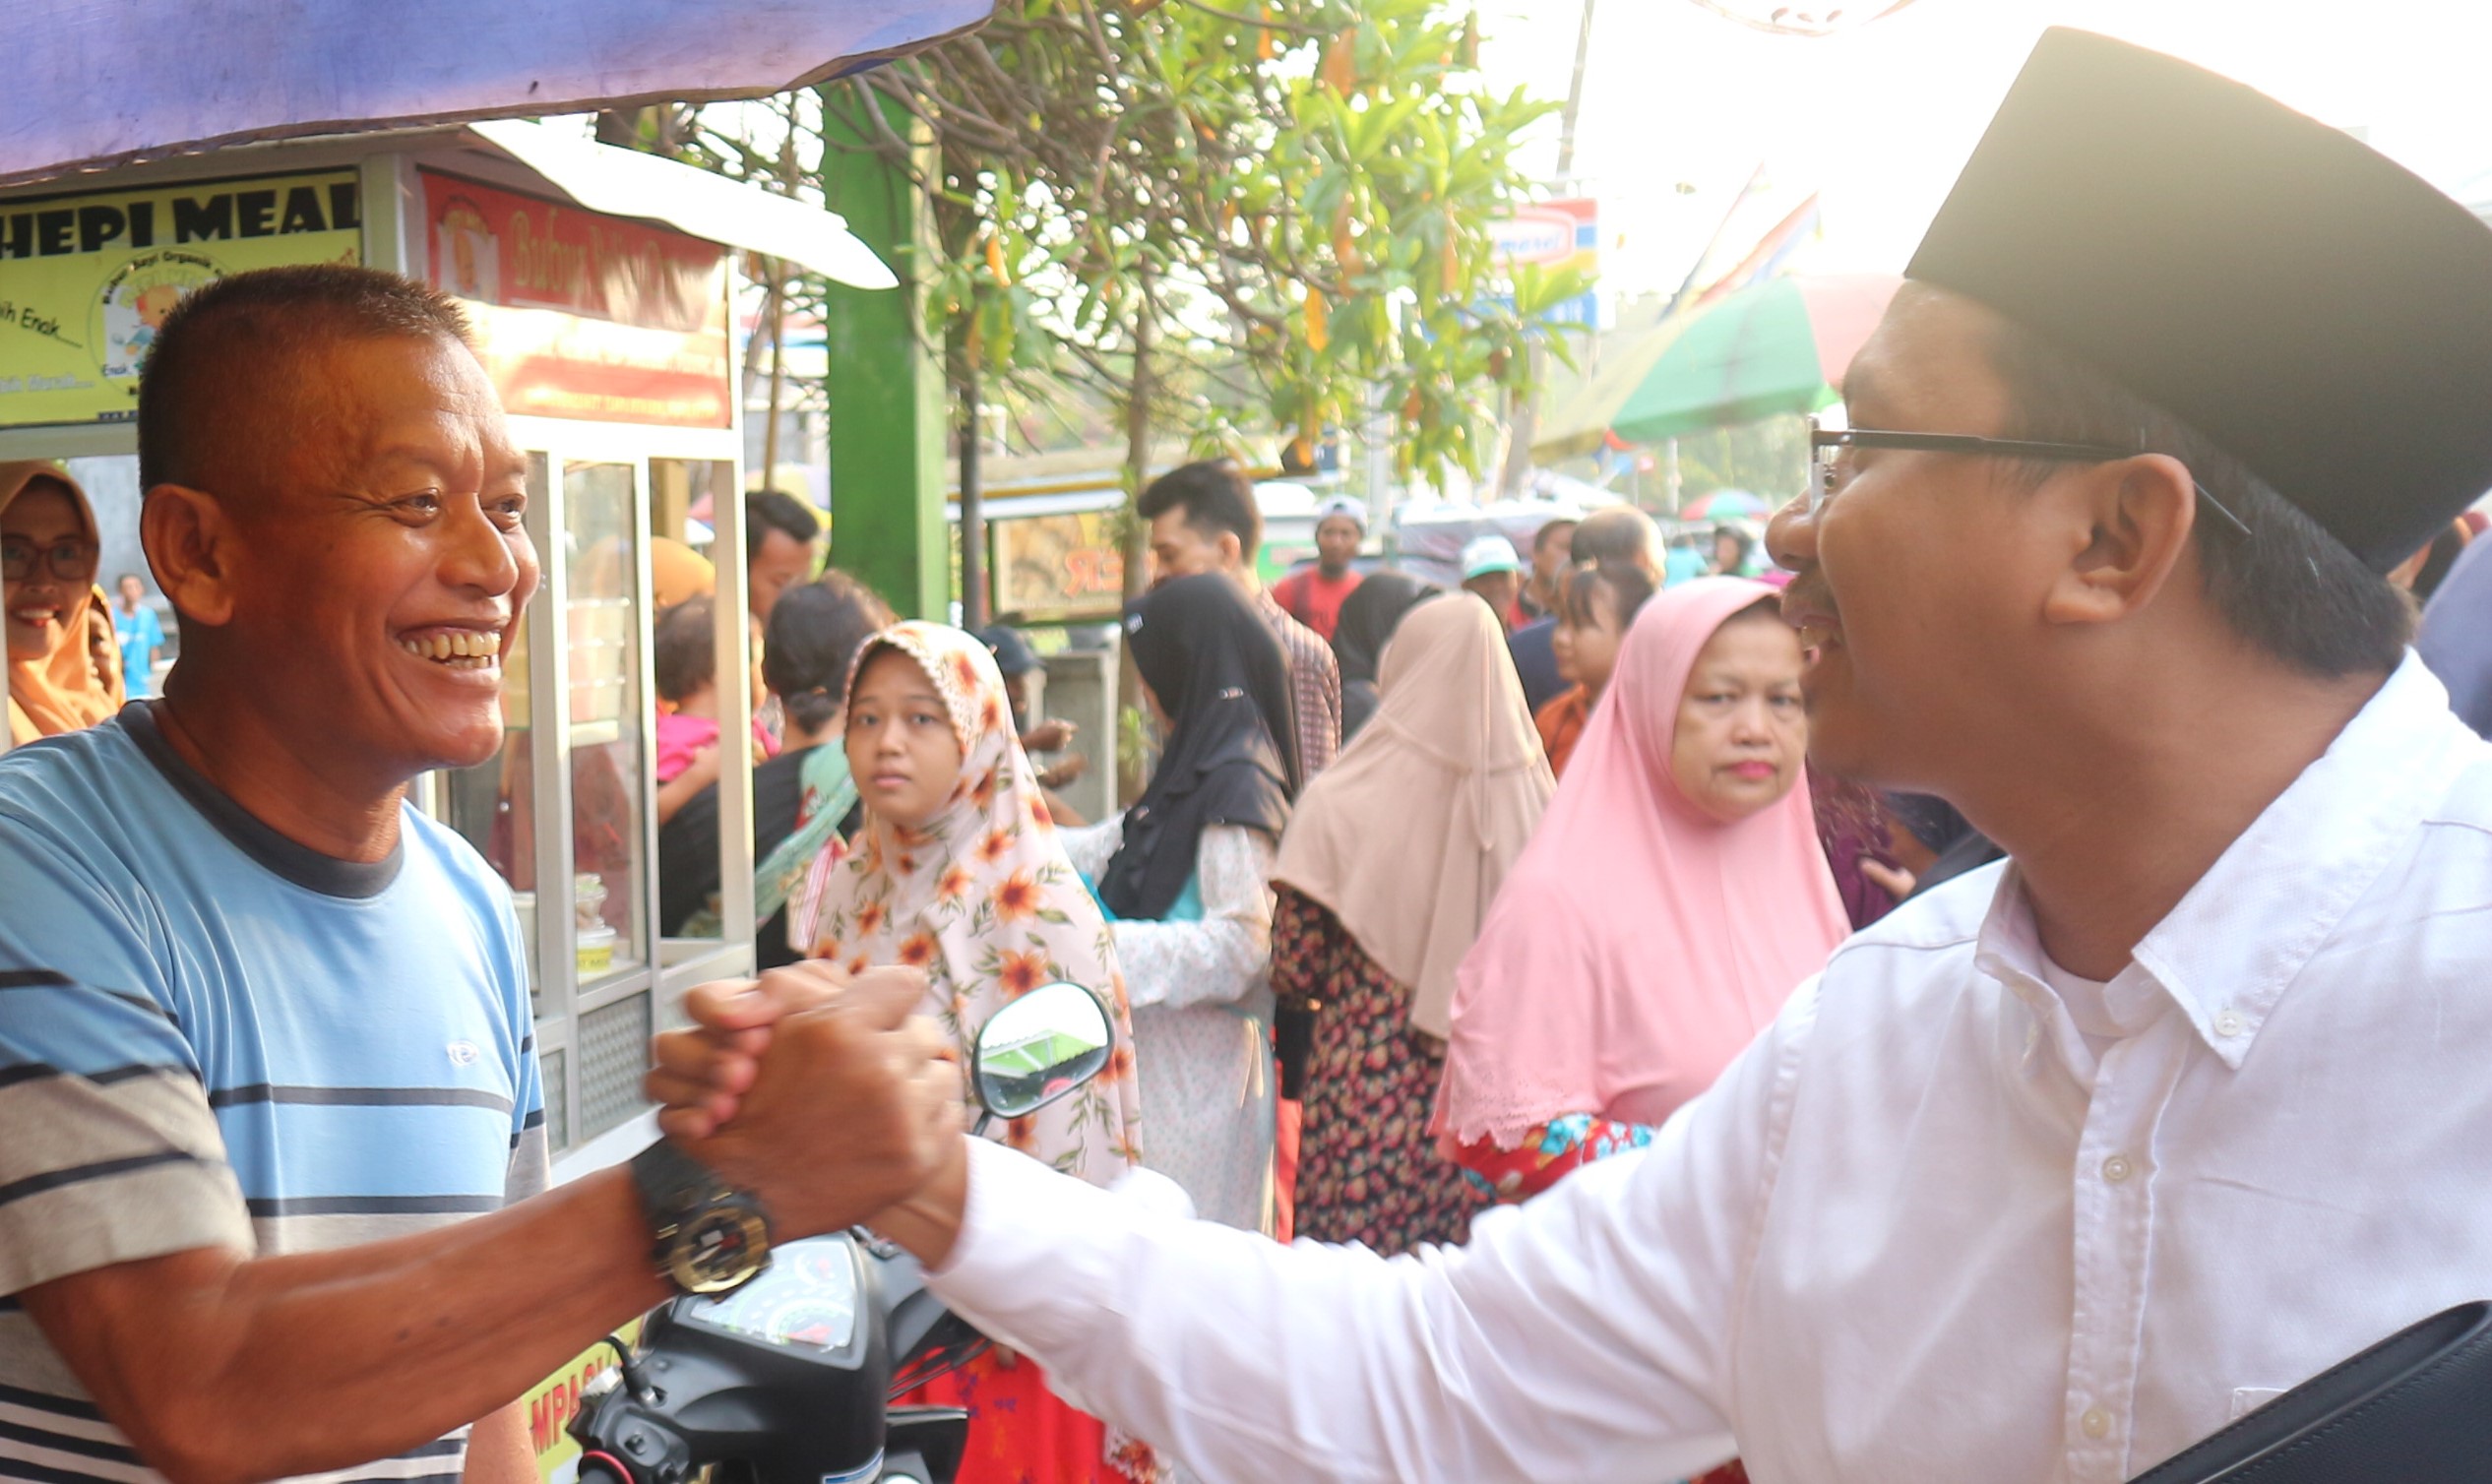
left=1099, top=573, right=1297, bottom=921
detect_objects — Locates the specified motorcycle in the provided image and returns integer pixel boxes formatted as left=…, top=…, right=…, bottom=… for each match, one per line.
left=569, top=979, right=1117, bottom=1484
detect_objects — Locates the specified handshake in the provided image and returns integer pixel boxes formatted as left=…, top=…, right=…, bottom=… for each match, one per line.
left=642, top=963, right=970, bottom=1263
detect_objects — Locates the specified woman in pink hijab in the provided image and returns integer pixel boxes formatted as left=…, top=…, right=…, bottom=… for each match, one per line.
left=1435, top=576, right=1850, bottom=1202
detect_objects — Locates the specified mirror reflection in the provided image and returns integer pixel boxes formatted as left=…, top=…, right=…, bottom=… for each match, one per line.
left=972, top=982, right=1113, bottom=1120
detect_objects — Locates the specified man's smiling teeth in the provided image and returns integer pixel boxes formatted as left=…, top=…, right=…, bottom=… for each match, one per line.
left=399, top=630, right=503, bottom=669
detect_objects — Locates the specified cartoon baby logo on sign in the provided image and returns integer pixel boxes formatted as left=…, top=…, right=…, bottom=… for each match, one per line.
left=92, top=249, right=224, bottom=388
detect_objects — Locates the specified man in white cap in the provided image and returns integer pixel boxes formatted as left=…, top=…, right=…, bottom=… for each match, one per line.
left=1270, top=496, right=1367, bottom=642
left=654, top=31, right=2492, bottom=1482
left=1460, top=532, right=1526, bottom=631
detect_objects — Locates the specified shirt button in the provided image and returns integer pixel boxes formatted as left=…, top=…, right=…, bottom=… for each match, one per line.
left=2082, top=1407, right=2113, bottom=1440
left=2213, top=1009, right=2249, bottom=1037
left=2101, top=1154, right=2134, bottom=1184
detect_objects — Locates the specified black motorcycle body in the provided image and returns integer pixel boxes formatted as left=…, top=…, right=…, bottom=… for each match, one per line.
left=572, top=979, right=1116, bottom=1484
left=573, top=1233, right=892, bottom=1483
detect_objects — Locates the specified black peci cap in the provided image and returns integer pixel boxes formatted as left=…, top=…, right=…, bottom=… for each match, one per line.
left=1907, top=29, right=2492, bottom=573
left=977, top=624, right=1040, bottom=679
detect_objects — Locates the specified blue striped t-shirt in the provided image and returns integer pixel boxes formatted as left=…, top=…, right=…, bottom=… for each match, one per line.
left=0, top=705, right=545, bottom=1483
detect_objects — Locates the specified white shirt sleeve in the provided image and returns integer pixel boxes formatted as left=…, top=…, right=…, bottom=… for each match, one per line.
left=926, top=977, right=1824, bottom=1484
left=1056, top=815, right=1126, bottom=881
left=1112, top=825, right=1275, bottom=1011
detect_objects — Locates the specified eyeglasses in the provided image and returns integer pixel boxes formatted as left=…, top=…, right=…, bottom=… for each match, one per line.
left=1, top=537, right=98, bottom=583
left=1806, top=417, right=2253, bottom=538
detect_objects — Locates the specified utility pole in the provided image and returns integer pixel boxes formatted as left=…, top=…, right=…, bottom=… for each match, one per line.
left=1555, top=0, right=1597, bottom=185
left=819, top=87, right=948, bottom=619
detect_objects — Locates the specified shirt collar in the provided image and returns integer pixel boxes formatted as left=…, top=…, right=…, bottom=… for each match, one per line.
left=1974, top=875, right=2102, bottom=1084
left=123, top=701, right=405, bottom=898
left=1976, top=651, right=2479, bottom=1071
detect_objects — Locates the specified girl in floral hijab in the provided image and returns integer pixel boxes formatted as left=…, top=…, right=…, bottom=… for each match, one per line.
left=801, top=619, right=1142, bottom=1176
left=797, top=620, right=1157, bottom=1483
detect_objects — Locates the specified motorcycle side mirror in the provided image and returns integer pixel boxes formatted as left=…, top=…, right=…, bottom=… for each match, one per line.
left=971, top=982, right=1114, bottom=1121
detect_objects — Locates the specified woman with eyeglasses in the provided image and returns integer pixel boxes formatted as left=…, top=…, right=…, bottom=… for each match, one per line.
left=4, top=463, right=122, bottom=747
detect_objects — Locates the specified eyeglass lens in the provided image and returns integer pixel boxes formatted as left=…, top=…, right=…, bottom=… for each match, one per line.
left=0, top=540, right=93, bottom=582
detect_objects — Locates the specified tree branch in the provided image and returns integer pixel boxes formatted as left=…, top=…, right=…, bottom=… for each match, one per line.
left=1173, top=0, right=1332, bottom=39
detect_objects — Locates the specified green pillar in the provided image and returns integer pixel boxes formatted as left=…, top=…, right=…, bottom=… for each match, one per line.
left=820, top=90, right=948, bottom=619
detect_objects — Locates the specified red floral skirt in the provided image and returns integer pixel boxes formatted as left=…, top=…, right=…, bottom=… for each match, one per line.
left=900, top=1348, right=1158, bottom=1483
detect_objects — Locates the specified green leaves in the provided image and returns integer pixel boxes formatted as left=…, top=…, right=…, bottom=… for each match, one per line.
left=677, top=1, right=1584, bottom=490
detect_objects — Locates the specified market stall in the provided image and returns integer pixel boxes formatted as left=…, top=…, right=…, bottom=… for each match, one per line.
left=0, top=122, right=892, bottom=1170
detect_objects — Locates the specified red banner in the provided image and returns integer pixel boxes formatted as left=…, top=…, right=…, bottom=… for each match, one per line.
left=421, top=171, right=730, bottom=427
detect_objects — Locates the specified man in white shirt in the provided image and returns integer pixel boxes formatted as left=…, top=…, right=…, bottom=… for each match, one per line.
left=654, top=31, right=2492, bottom=1483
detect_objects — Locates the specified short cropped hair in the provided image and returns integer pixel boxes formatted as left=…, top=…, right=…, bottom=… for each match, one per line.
left=138, top=265, right=471, bottom=493
left=1570, top=507, right=1662, bottom=579
left=746, top=488, right=821, bottom=563
left=1137, top=460, right=1262, bottom=555
left=654, top=596, right=719, bottom=705
left=1983, top=311, right=2410, bottom=678
left=1533, top=518, right=1580, bottom=555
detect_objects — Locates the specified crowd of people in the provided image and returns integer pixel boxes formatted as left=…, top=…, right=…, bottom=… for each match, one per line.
left=17, top=402, right=2492, bottom=1483
left=15, top=30, right=2492, bottom=1483
left=628, top=454, right=1900, bottom=1481
left=2, top=400, right=1949, bottom=1483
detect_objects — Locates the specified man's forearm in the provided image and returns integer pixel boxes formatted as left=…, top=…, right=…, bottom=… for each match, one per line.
left=463, top=1400, right=536, bottom=1484
left=26, top=1167, right=669, bottom=1484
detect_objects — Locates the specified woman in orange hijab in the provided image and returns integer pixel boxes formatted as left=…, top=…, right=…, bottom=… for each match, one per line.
left=4, top=462, right=123, bottom=747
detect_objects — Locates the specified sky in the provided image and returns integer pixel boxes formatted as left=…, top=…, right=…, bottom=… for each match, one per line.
left=1472, top=0, right=2492, bottom=297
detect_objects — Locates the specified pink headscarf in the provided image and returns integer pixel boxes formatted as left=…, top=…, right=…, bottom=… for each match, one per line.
left=1435, top=577, right=1850, bottom=1148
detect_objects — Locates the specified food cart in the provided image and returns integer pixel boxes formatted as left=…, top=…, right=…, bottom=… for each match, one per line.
left=0, top=121, right=893, bottom=1179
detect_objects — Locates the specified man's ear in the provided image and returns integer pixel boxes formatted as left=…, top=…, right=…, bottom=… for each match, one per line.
left=1219, top=529, right=1246, bottom=572
left=141, top=484, right=239, bottom=630
left=2038, top=454, right=2197, bottom=629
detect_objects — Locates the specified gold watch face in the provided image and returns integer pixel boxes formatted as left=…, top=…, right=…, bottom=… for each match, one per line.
left=667, top=1204, right=773, bottom=1294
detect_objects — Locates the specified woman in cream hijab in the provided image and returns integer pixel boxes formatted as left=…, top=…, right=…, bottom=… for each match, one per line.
left=1271, top=591, right=1553, bottom=1253
left=4, top=462, right=123, bottom=748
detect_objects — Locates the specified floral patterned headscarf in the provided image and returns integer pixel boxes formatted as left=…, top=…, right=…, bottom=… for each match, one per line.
left=798, top=621, right=1143, bottom=1185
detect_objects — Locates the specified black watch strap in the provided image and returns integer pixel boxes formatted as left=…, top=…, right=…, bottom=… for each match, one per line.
left=630, top=1140, right=772, bottom=1295
left=629, top=1138, right=719, bottom=1222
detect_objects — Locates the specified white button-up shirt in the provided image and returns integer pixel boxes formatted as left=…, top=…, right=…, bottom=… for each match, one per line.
left=929, top=653, right=2492, bottom=1484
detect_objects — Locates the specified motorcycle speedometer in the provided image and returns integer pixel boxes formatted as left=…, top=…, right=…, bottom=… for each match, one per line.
left=676, top=1234, right=865, bottom=1362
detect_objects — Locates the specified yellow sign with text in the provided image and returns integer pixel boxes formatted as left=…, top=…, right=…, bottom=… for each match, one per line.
left=523, top=1319, right=641, bottom=1481
left=0, top=169, right=362, bottom=429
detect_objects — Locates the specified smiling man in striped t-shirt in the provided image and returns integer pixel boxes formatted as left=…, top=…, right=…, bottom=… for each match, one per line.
left=0, top=266, right=959, bottom=1484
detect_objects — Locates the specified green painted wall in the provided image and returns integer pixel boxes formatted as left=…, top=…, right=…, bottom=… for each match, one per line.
left=820, top=92, right=948, bottom=619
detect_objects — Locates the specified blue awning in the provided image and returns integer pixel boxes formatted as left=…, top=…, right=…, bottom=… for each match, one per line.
left=1, top=0, right=994, bottom=188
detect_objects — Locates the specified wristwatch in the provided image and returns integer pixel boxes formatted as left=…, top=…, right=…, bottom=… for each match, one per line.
left=630, top=1140, right=774, bottom=1295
